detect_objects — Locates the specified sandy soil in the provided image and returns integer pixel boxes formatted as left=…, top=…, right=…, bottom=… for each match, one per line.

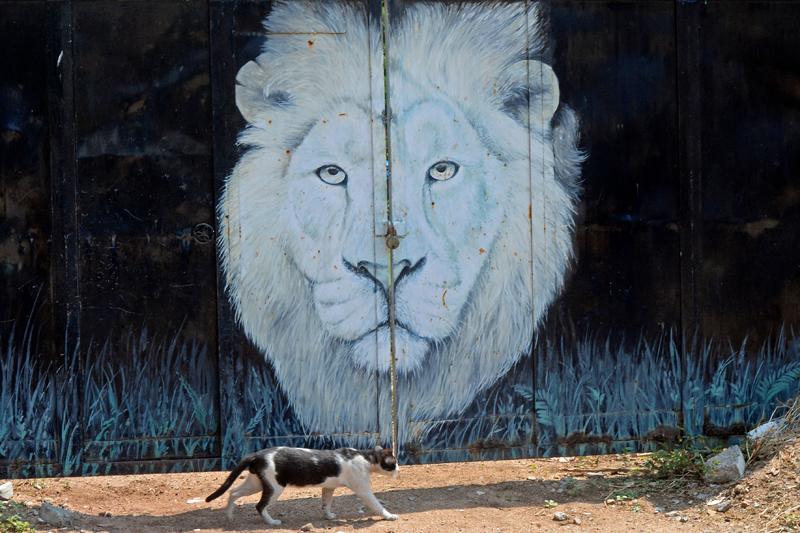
left=1, top=453, right=760, bottom=533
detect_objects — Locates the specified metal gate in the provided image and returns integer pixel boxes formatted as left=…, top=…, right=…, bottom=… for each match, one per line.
left=2, top=0, right=800, bottom=478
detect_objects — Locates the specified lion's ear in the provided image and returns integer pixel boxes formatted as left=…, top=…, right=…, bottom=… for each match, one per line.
left=235, top=59, right=294, bottom=125
left=498, top=60, right=560, bottom=127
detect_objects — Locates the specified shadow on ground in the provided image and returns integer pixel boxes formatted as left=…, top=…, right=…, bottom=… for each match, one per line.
left=63, top=476, right=707, bottom=531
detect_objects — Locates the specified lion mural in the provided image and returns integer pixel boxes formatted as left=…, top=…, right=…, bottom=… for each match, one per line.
left=219, top=1, right=583, bottom=442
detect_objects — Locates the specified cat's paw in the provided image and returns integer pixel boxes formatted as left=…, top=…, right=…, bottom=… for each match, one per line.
left=383, top=512, right=399, bottom=521
left=265, top=518, right=281, bottom=526
left=324, top=511, right=337, bottom=520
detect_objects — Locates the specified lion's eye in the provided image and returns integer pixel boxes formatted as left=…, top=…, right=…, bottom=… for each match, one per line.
left=315, top=164, right=347, bottom=185
left=427, top=161, right=459, bottom=181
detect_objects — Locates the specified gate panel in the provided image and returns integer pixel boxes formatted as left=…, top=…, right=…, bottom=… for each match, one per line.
left=383, top=1, right=549, bottom=462
left=0, top=0, right=57, bottom=478
left=687, top=2, right=800, bottom=440
left=72, top=0, right=219, bottom=473
left=536, top=0, right=682, bottom=456
left=214, top=1, right=387, bottom=466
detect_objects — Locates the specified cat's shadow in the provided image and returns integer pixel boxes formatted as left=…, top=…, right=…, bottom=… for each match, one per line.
left=72, top=477, right=687, bottom=531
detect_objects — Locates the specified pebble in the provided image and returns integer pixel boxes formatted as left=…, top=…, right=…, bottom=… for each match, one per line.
left=300, top=523, right=314, bottom=532
left=0, top=481, right=12, bottom=501
left=476, top=490, right=486, bottom=496
left=716, top=501, right=732, bottom=513
left=665, top=510, right=680, bottom=517
left=553, top=511, right=568, bottom=521
left=572, top=517, right=582, bottom=525
left=679, top=516, right=689, bottom=523
left=654, top=507, right=664, bottom=514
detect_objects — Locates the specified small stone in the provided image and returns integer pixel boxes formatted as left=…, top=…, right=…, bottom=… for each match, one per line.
left=716, top=501, right=732, bottom=513
left=0, top=481, right=12, bottom=500
left=665, top=511, right=680, bottom=517
left=706, top=498, right=724, bottom=506
left=679, top=516, right=689, bottom=522
left=740, top=501, right=749, bottom=509
left=300, top=523, right=314, bottom=531
left=747, top=418, right=784, bottom=440
left=605, top=499, right=615, bottom=505
left=654, top=507, right=664, bottom=514
left=704, top=446, right=746, bottom=484
left=101, top=511, right=112, bottom=517
left=733, top=485, right=748, bottom=495
left=572, top=517, right=582, bottom=525
left=527, top=476, right=537, bottom=481
left=586, top=472, right=605, bottom=479
left=407, top=496, right=417, bottom=501
left=476, top=490, right=486, bottom=496
left=39, top=502, right=74, bottom=527
left=553, top=511, right=568, bottom=521
left=558, top=457, right=569, bottom=463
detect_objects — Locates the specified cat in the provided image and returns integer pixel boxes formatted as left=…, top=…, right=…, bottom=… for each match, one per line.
left=206, top=445, right=399, bottom=525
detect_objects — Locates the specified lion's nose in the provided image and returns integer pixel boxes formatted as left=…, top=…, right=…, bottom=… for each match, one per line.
left=344, top=257, right=426, bottom=292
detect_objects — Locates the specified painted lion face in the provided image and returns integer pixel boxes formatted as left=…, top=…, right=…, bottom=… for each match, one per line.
left=219, top=1, right=583, bottom=439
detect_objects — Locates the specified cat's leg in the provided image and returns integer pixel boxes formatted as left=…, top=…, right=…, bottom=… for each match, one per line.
left=321, top=488, right=336, bottom=519
left=225, top=473, right=261, bottom=521
left=255, top=471, right=283, bottom=526
left=350, top=481, right=397, bottom=521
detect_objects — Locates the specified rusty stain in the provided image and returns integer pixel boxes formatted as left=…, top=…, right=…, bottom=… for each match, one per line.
left=703, top=414, right=747, bottom=438
left=126, top=96, right=146, bottom=115
left=431, top=201, right=435, bottom=208
left=285, top=149, right=291, bottom=155
left=528, top=204, right=532, bottom=220
left=479, top=248, right=486, bottom=255
left=338, top=112, right=347, bottom=117
left=441, top=289, right=447, bottom=308
left=643, top=425, right=680, bottom=443
left=307, top=40, right=314, bottom=47
left=268, top=119, right=272, bottom=125
left=467, top=438, right=511, bottom=455
left=743, top=218, right=779, bottom=238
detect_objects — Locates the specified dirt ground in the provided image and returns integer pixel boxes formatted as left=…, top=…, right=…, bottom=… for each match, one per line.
left=1, top=451, right=784, bottom=533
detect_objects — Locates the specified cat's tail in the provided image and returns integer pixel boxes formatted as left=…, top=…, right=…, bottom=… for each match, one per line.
left=205, top=454, right=256, bottom=502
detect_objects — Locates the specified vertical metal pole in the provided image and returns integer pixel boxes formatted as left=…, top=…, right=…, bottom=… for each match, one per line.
left=379, top=0, right=399, bottom=459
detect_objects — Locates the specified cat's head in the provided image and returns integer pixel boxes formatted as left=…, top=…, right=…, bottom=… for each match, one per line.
left=367, top=446, right=399, bottom=478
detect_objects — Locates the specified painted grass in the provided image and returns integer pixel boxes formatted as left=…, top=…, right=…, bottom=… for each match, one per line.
left=80, top=326, right=219, bottom=474
left=2, top=318, right=799, bottom=474
left=0, top=322, right=218, bottom=477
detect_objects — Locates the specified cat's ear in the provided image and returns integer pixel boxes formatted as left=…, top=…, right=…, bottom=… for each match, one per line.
left=374, top=445, right=383, bottom=453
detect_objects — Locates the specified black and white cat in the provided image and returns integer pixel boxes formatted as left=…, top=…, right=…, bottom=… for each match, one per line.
left=206, top=446, right=399, bottom=525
